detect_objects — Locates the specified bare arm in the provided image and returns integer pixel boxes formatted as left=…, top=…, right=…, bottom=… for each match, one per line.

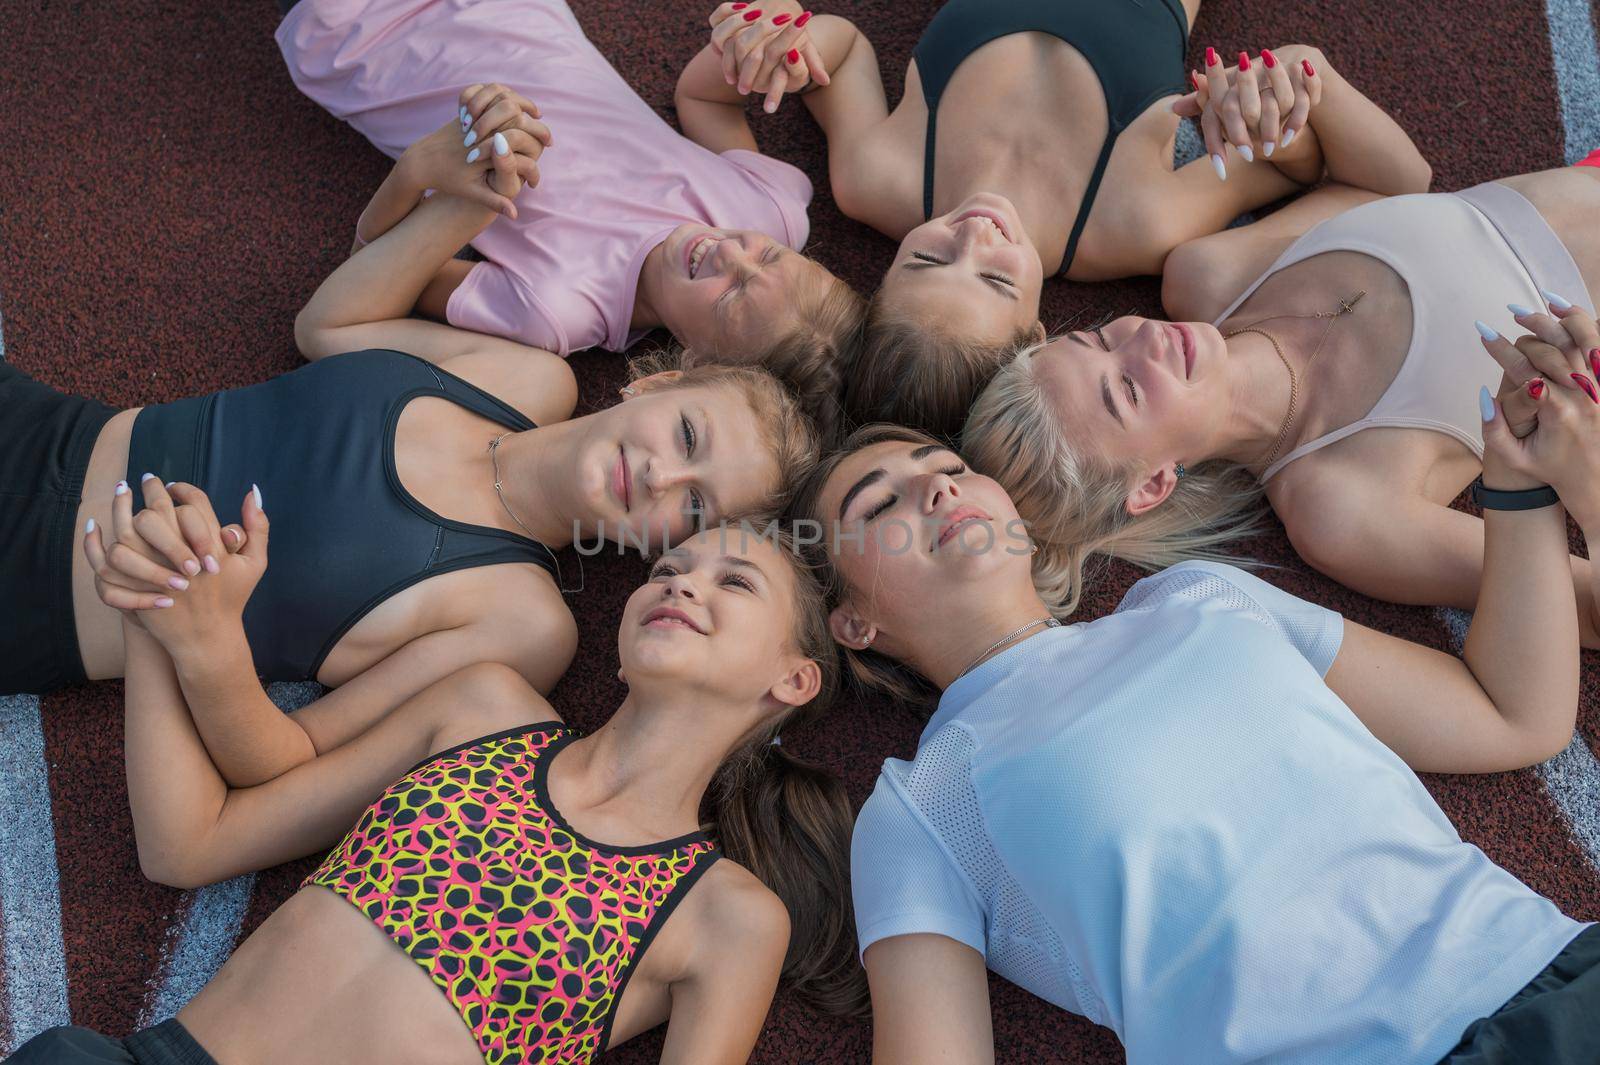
left=863, top=935, right=994, bottom=1065
left=124, top=619, right=556, bottom=889
left=658, top=868, right=790, bottom=1065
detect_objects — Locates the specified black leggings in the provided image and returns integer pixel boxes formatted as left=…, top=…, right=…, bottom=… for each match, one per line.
left=0, top=362, right=117, bottom=694
left=1441, top=924, right=1600, bottom=1063
left=4, top=1021, right=217, bottom=1065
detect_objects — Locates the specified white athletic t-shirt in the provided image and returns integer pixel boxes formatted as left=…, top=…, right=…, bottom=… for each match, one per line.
left=852, top=561, right=1587, bottom=1065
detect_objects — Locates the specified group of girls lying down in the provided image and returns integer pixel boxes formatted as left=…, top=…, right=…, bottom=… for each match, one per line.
left=4, top=0, right=1600, bottom=1061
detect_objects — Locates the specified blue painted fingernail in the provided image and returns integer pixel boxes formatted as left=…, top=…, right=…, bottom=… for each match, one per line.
left=1474, top=320, right=1500, bottom=342
left=1540, top=289, right=1572, bottom=309
left=464, top=130, right=477, bottom=148
left=1237, top=144, right=1254, bottom=163
left=1281, top=128, right=1295, bottom=148
left=1508, top=303, right=1538, bottom=317
left=1479, top=386, right=1496, bottom=422
left=467, top=148, right=481, bottom=163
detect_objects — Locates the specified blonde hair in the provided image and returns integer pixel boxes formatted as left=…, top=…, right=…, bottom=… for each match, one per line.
left=962, top=340, right=1266, bottom=615
left=629, top=353, right=820, bottom=519
left=844, top=289, right=1040, bottom=442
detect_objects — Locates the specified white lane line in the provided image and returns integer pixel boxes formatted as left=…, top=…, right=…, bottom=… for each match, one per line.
left=0, top=695, right=70, bottom=1050
left=1547, top=0, right=1600, bottom=163
left=137, top=681, right=326, bottom=1023
left=1438, top=607, right=1600, bottom=870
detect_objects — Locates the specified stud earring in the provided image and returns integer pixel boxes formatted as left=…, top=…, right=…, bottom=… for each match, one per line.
left=1174, top=463, right=1187, bottom=479
left=619, top=385, right=636, bottom=397
left=1030, top=542, right=1040, bottom=556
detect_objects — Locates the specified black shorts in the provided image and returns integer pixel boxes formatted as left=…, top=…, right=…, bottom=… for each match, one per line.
left=4, top=1020, right=217, bottom=1065
left=0, top=362, right=117, bottom=695
left=1440, top=923, right=1600, bottom=1063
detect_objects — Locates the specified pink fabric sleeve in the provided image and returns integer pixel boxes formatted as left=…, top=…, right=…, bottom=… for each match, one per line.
left=720, top=149, right=813, bottom=249
left=445, top=259, right=570, bottom=356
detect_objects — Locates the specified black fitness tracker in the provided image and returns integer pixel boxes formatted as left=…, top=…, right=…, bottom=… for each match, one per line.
left=1471, top=476, right=1561, bottom=512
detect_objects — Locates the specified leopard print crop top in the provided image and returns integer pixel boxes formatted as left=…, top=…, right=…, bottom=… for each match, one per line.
left=305, top=723, right=721, bottom=1064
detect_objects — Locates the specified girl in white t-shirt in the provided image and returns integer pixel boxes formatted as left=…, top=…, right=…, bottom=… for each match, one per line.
left=277, top=0, right=863, bottom=435
left=787, top=316, right=1600, bottom=1063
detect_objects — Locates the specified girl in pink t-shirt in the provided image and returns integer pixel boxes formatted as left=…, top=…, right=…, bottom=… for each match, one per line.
left=277, top=0, right=862, bottom=435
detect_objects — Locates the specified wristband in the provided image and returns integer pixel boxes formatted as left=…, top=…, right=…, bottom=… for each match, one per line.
left=1471, top=476, right=1560, bottom=512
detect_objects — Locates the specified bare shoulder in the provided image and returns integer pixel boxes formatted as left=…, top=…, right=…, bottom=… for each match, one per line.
left=425, top=661, right=564, bottom=754
left=439, top=344, right=579, bottom=427
left=438, top=564, right=579, bottom=693
left=830, top=122, right=923, bottom=238
left=1267, top=436, right=1423, bottom=571
left=684, top=860, right=791, bottom=958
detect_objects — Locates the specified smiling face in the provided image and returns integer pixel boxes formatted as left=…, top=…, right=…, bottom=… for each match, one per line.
left=1029, top=315, right=1232, bottom=510
left=875, top=192, right=1046, bottom=344
left=653, top=225, right=842, bottom=361
left=811, top=439, right=1035, bottom=652
left=617, top=528, right=819, bottom=709
left=576, top=381, right=780, bottom=551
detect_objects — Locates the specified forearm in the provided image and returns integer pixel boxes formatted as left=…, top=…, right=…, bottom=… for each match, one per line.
left=1462, top=502, right=1580, bottom=744
left=1271, top=45, right=1431, bottom=194
left=354, top=162, right=429, bottom=250
left=167, top=622, right=317, bottom=788
left=297, top=192, right=496, bottom=349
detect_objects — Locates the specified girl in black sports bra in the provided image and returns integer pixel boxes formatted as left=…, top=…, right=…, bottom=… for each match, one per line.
left=0, top=121, right=817, bottom=790
left=676, top=0, right=1432, bottom=437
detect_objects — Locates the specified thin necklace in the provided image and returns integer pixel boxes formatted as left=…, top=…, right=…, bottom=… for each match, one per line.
left=954, top=616, right=1062, bottom=682
left=1224, top=290, right=1366, bottom=470
left=489, top=432, right=583, bottom=593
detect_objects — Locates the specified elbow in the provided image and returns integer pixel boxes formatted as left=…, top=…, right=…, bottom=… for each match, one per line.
left=1523, top=722, right=1575, bottom=768
left=293, top=307, right=333, bottom=362
left=1400, top=154, right=1433, bottom=195
left=137, top=841, right=212, bottom=891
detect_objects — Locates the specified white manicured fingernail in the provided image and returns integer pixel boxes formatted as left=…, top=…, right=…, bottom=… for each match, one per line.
left=467, top=148, right=481, bottom=163
left=155, top=597, right=175, bottom=609
left=463, top=129, right=477, bottom=148
left=184, top=559, right=200, bottom=576
left=1263, top=141, right=1275, bottom=157
left=114, top=481, right=128, bottom=496
left=203, top=554, right=219, bottom=575
left=165, top=481, right=175, bottom=488
left=1508, top=303, right=1538, bottom=317
left=252, top=483, right=263, bottom=511
left=1281, top=128, right=1295, bottom=148
left=1211, top=154, right=1227, bottom=181
left=764, top=100, right=778, bottom=113
left=1479, top=386, right=1496, bottom=422
left=140, top=472, right=155, bottom=483
left=1237, top=144, right=1254, bottom=163
left=1541, top=289, right=1572, bottom=309
left=168, top=576, right=189, bottom=591
left=85, top=518, right=95, bottom=534
left=492, top=132, right=509, bottom=156
left=1474, top=320, right=1501, bottom=342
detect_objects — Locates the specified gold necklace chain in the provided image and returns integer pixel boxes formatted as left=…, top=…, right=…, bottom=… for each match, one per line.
left=1223, top=291, right=1366, bottom=470
left=489, top=432, right=583, bottom=593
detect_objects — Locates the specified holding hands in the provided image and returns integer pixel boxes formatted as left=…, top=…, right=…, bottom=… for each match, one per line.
left=396, top=84, right=552, bottom=219
left=708, top=2, right=830, bottom=113
left=1479, top=298, right=1600, bottom=528
left=1172, top=45, right=1323, bottom=180
left=84, top=478, right=268, bottom=653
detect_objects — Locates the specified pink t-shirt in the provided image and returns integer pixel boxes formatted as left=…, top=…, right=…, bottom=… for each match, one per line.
left=278, top=0, right=813, bottom=355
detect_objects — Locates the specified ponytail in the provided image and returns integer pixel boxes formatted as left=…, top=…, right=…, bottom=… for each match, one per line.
left=703, top=524, right=868, bottom=1016
left=712, top=738, right=867, bottom=1016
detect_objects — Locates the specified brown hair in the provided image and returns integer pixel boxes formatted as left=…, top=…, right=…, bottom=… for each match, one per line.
left=629, top=356, right=821, bottom=520
left=963, top=341, right=1265, bottom=615
left=786, top=424, right=945, bottom=710
left=844, top=290, right=1040, bottom=443
left=705, top=523, right=867, bottom=1016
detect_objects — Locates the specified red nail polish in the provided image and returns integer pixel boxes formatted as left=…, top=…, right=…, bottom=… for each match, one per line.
left=787, top=47, right=801, bottom=63
left=1205, top=46, right=1219, bottom=67
left=1573, top=373, right=1599, bottom=403
left=795, top=10, right=811, bottom=26
left=1238, top=51, right=1251, bottom=71
left=743, top=8, right=762, bottom=20
left=1190, top=70, right=1203, bottom=92
left=1528, top=378, right=1545, bottom=399
left=772, top=12, right=791, bottom=24
left=1302, top=59, right=1316, bottom=77
left=1261, top=48, right=1277, bottom=69
left=1591, top=350, right=1600, bottom=379
left=731, top=2, right=746, bottom=8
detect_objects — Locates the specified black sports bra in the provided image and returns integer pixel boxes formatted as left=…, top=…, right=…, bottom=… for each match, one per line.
left=913, top=0, right=1189, bottom=276
left=127, top=350, right=559, bottom=680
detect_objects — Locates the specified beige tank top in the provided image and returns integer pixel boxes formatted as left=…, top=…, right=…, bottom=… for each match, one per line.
left=1210, top=182, right=1591, bottom=482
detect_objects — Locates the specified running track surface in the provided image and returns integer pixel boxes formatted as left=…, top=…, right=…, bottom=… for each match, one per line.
left=1, top=1, right=1599, bottom=1062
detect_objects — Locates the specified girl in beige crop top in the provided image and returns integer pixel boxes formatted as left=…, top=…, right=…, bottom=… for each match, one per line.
left=961, top=161, right=1600, bottom=646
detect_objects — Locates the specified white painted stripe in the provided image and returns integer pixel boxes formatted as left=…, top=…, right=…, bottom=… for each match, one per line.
left=137, top=681, right=326, bottom=1024
left=0, top=695, right=70, bottom=1050
left=1437, top=607, right=1600, bottom=868
left=1546, top=0, right=1600, bottom=163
